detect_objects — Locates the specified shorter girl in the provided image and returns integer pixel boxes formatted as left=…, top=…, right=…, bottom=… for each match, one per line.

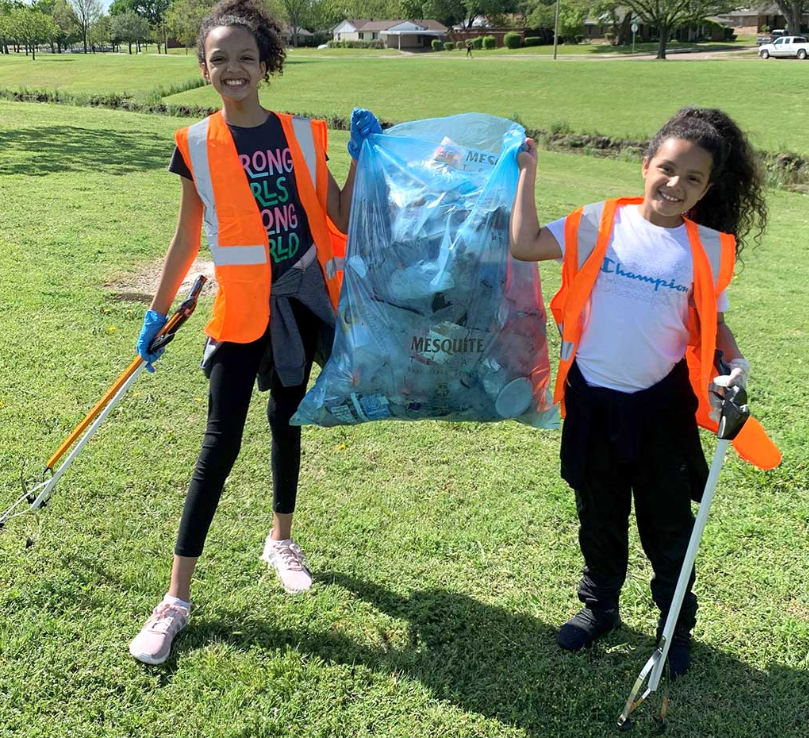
left=510, top=107, right=771, bottom=677
left=128, top=0, right=380, bottom=665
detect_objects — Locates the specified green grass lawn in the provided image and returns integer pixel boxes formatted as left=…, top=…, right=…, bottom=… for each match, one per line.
left=2, top=53, right=808, bottom=156
left=0, top=100, right=807, bottom=737
left=0, top=51, right=200, bottom=96
left=162, top=57, right=808, bottom=155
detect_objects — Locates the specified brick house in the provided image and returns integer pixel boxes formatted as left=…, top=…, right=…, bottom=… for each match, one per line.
left=717, top=5, right=809, bottom=35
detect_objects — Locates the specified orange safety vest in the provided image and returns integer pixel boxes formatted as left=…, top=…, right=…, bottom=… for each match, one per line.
left=549, top=197, right=780, bottom=470
left=175, top=110, right=347, bottom=343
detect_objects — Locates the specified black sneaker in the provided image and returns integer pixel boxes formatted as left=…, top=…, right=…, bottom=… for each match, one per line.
left=656, top=622, right=692, bottom=679
left=558, top=607, right=621, bottom=651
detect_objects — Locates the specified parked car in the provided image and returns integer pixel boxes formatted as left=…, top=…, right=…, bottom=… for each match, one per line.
left=759, top=35, right=809, bottom=58
left=756, top=28, right=786, bottom=45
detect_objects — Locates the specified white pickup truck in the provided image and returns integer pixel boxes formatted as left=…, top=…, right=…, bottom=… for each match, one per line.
left=758, top=35, right=809, bottom=59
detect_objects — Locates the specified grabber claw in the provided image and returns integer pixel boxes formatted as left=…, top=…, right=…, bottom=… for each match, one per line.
left=616, top=379, right=750, bottom=728
left=0, top=276, right=207, bottom=534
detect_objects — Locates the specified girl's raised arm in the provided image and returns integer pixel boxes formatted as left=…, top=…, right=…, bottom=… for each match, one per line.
left=509, top=138, right=562, bottom=262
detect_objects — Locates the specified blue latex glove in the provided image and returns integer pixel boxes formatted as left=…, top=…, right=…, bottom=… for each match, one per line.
left=137, top=309, right=168, bottom=373
left=348, top=108, right=382, bottom=161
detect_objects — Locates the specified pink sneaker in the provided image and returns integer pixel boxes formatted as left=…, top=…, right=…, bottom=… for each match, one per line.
left=129, top=598, right=190, bottom=665
left=260, top=533, right=313, bottom=593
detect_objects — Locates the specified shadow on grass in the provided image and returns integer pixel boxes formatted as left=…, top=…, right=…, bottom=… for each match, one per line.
left=177, top=571, right=808, bottom=737
left=0, top=125, right=170, bottom=176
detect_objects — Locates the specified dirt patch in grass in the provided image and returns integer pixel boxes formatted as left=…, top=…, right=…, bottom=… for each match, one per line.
left=106, top=256, right=217, bottom=303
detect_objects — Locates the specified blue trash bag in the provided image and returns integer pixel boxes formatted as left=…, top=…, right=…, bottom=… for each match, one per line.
left=293, top=113, right=558, bottom=428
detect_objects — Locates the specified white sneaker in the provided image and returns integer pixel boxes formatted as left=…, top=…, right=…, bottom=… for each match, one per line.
left=260, top=532, right=313, bottom=594
left=128, top=597, right=190, bottom=665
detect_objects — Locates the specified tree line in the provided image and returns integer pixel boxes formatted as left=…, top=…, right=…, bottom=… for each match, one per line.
left=1, top=0, right=806, bottom=60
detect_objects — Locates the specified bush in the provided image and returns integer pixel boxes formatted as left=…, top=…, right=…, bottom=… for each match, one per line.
left=443, top=41, right=455, bottom=51
left=523, top=36, right=543, bottom=47
left=481, top=35, right=496, bottom=50
left=328, top=39, right=385, bottom=49
left=504, top=32, right=521, bottom=49
left=723, top=27, right=737, bottom=41
left=471, top=36, right=483, bottom=49
left=431, top=38, right=441, bottom=51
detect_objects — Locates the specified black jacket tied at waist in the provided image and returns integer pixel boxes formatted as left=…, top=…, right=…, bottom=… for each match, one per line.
left=560, top=359, right=709, bottom=500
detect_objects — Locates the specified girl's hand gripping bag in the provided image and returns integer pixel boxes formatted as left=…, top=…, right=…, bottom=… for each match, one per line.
left=293, top=113, right=558, bottom=429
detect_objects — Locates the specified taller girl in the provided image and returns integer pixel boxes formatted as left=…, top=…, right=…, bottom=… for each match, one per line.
left=129, top=0, right=381, bottom=664
left=511, top=107, right=779, bottom=677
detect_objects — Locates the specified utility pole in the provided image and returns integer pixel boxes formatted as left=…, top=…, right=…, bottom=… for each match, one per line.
left=553, top=0, right=561, bottom=60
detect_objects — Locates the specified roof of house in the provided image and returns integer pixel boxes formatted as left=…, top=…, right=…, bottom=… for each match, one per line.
left=283, top=25, right=313, bottom=36
left=723, top=4, right=784, bottom=16
left=342, top=19, right=448, bottom=33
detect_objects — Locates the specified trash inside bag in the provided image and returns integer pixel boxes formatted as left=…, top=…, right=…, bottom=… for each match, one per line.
left=293, top=113, right=558, bottom=428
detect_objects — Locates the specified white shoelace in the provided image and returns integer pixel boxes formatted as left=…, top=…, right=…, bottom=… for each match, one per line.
left=147, top=603, right=187, bottom=635
left=272, top=541, right=305, bottom=571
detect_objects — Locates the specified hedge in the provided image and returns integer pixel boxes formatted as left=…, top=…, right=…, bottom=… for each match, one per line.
left=481, top=35, right=496, bottom=49
left=444, top=41, right=455, bottom=51
left=328, top=40, right=385, bottom=49
left=504, top=32, right=521, bottom=49
left=431, top=38, right=441, bottom=51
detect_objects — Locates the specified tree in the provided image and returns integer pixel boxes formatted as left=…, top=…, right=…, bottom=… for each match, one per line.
left=773, top=0, right=807, bottom=36
left=588, top=0, right=633, bottom=46
left=0, top=1, right=14, bottom=54
left=525, top=0, right=586, bottom=42
left=420, top=0, right=467, bottom=28
left=68, top=0, right=102, bottom=52
left=623, top=0, right=735, bottom=59
left=166, top=0, right=212, bottom=50
left=41, top=0, right=79, bottom=52
left=277, top=0, right=313, bottom=46
left=8, top=6, right=57, bottom=59
left=88, top=11, right=110, bottom=50
left=129, top=0, right=171, bottom=53
left=110, top=8, right=150, bottom=52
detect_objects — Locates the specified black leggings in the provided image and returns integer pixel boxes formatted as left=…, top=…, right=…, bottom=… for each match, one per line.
left=174, top=303, right=319, bottom=558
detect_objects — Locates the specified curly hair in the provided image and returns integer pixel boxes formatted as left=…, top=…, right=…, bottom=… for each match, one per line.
left=645, top=107, right=767, bottom=255
left=197, top=0, right=286, bottom=83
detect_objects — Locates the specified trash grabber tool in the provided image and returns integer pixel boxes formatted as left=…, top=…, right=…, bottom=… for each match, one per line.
left=0, top=276, right=207, bottom=532
left=617, top=380, right=751, bottom=731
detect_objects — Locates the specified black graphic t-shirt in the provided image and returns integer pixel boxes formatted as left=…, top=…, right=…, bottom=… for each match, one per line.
left=169, top=113, right=314, bottom=282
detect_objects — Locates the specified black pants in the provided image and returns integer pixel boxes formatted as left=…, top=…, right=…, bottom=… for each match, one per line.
left=174, top=302, right=319, bottom=558
left=561, top=362, right=707, bottom=631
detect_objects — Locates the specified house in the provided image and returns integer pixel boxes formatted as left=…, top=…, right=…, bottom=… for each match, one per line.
left=584, top=6, right=725, bottom=43
left=332, top=19, right=447, bottom=49
left=281, top=25, right=314, bottom=46
left=717, top=5, right=809, bottom=35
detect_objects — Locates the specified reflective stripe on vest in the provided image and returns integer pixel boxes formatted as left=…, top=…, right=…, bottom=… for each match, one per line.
left=290, top=115, right=317, bottom=190
left=186, top=117, right=267, bottom=268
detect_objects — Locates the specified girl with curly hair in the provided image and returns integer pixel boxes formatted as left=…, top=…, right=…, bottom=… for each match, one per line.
left=510, top=107, right=770, bottom=677
left=129, top=0, right=381, bottom=664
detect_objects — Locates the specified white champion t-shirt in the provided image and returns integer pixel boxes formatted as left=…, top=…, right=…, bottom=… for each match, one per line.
left=546, top=205, right=729, bottom=393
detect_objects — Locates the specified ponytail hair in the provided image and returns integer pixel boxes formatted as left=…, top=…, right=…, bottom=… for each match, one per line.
left=646, top=107, right=767, bottom=254
left=197, top=0, right=285, bottom=82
